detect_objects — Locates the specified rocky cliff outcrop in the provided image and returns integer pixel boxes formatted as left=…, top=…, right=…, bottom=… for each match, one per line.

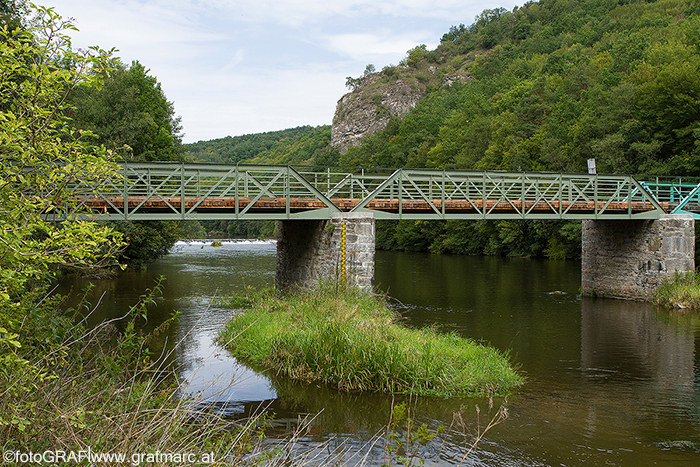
left=330, top=70, right=471, bottom=154
left=330, top=74, right=423, bottom=154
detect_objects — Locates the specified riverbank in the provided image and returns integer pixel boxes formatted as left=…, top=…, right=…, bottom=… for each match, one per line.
left=654, top=270, right=700, bottom=309
left=217, top=286, right=523, bottom=397
left=0, top=282, right=259, bottom=465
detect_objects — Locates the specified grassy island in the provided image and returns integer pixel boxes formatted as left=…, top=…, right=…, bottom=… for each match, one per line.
left=217, top=287, right=523, bottom=397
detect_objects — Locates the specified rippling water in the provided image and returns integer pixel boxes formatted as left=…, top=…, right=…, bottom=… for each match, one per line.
left=57, top=240, right=700, bottom=466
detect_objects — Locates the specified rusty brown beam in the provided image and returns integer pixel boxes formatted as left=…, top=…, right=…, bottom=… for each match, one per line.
left=78, top=196, right=667, bottom=214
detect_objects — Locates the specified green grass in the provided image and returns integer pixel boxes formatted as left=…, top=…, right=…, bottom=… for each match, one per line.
left=655, top=271, right=700, bottom=309
left=217, top=287, right=523, bottom=397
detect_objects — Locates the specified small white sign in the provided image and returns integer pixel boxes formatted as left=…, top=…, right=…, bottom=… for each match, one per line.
left=587, top=158, right=597, bottom=174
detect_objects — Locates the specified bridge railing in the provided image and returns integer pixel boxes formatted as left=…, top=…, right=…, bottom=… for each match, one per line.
left=66, top=163, right=343, bottom=220
left=342, top=170, right=665, bottom=219
left=298, top=168, right=392, bottom=199
left=60, top=163, right=668, bottom=220
left=632, top=176, right=700, bottom=218
left=635, top=176, right=700, bottom=202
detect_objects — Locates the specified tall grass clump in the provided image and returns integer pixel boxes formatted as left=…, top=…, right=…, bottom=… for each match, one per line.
left=217, top=286, right=523, bottom=397
left=655, top=270, right=700, bottom=309
left=0, top=280, right=269, bottom=465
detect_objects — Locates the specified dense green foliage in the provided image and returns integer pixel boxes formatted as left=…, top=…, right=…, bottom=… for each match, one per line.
left=68, top=60, right=186, bottom=267
left=338, top=0, right=700, bottom=258
left=0, top=0, right=28, bottom=31
left=69, top=61, right=183, bottom=161
left=184, top=125, right=336, bottom=165
left=376, top=219, right=581, bottom=259
left=0, top=6, right=123, bottom=332
left=340, top=0, right=700, bottom=174
left=1, top=0, right=120, bottom=429
left=217, top=287, right=523, bottom=397
left=0, top=8, right=267, bottom=459
left=202, top=219, right=275, bottom=239
left=112, top=220, right=180, bottom=265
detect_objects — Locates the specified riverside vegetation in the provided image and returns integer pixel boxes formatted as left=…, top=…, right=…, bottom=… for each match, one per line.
left=0, top=7, right=267, bottom=463
left=1, top=4, right=516, bottom=464
left=217, top=286, right=523, bottom=397
left=7, top=0, right=693, bottom=463
left=654, top=270, right=700, bottom=309
left=0, top=280, right=268, bottom=464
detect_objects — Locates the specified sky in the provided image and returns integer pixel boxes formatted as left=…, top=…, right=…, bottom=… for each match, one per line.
left=47, top=0, right=521, bottom=144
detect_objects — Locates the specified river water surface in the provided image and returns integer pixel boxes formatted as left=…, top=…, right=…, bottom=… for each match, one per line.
left=57, top=240, right=700, bottom=466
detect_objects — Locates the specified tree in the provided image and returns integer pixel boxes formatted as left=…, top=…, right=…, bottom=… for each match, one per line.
left=69, top=60, right=185, bottom=267
left=0, top=6, right=123, bottom=330
left=405, top=45, right=428, bottom=67
left=69, top=60, right=183, bottom=161
left=0, top=0, right=29, bottom=31
left=441, top=24, right=467, bottom=44
left=345, top=64, right=377, bottom=91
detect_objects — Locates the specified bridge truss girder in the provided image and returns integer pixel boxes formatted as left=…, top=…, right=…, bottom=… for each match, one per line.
left=56, top=163, right=668, bottom=221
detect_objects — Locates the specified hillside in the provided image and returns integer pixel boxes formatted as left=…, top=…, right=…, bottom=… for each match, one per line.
left=187, top=0, right=700, bottom=259
left=184, top=125, right=334, bottom=166
left=338, top=0, right=700, bottom=175
left=328, top=0, right=700, bottom=259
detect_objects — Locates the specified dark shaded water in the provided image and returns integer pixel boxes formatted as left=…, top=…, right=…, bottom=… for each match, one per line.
left=57, top=240, right=700, bottom=466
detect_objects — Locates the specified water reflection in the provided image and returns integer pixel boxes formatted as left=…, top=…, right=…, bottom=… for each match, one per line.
left=580, top=298, right=699, bottom=445
left=582, top=298, right=695, bottom=386
left=56, top=243, right=700, bottom=466
left=164, top=241, right=278, bottom=406
left=374, top=251, right=700, bottom=466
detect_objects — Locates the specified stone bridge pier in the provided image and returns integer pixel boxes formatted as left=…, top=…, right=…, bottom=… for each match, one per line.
left=582, top=214, right=695, bottom=300
left=276, top=213, right=694, bottom=300
left=275, top=213, right=375, bottom=291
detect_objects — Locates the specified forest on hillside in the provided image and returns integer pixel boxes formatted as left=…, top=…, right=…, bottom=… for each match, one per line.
left=184, top=126, right=333, bottom=166
left=348, top=0, right=700, bottom=259
left=339, top=0, right=700, bottom=176
left=187, top=0, right=700, bottom=258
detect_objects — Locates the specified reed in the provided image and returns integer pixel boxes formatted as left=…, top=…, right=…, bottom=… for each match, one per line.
left=217, top=286, right=522, bottom=397
left=654, top=270, right=700, bottom=309
left=0, top=280, right=263, bottom=465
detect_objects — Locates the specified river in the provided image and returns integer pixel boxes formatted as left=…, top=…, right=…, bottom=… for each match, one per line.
left=56, top=240, right=700, bottom=466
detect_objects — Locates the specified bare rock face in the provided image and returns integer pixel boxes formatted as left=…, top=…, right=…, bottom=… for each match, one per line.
left=330, top=74, right=424, bottom=154
left=330, top=71, right=473, bottom=154
left=442, top=73, right=473, bottom=87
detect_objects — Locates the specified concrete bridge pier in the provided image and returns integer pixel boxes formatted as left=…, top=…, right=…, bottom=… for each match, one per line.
left=275, top=212, right=375, bottom=291
left=581, top=214, right=695, bottom=300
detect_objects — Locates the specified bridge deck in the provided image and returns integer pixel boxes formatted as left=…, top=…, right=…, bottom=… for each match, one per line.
left=81, top=196, right=667, bottom=215
left=50, top=163, right=692, bottom=221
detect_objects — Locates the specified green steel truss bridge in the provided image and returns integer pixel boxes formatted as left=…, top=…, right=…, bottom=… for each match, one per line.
left=54, top=162, right=700, bottom=221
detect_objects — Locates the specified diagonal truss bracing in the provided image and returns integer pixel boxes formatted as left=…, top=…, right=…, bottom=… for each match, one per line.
left=56, top=163, right=668, bottom=221
left=636, top=176, right=700, bottom=219
left=348, top=169, right=665, bottom=220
